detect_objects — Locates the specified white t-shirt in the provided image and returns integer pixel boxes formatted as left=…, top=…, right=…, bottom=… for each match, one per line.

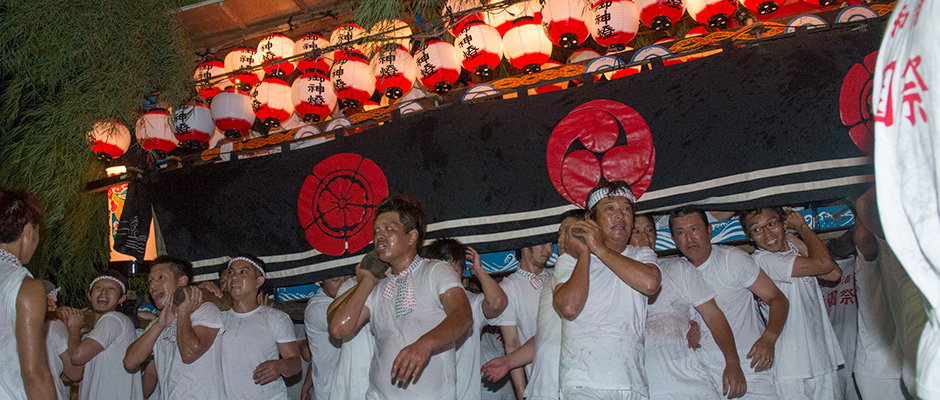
left=46, top=320, right=70, bottom=400
left=0, top=253, right=30, bottom=400
left=151, top=301, right=225, bottom=400
left=496, top=268, right=552, bottom=377
left=873, top=1, right=940, bottom=397
left=854, top=248, right=903, bottom=378
left=330, top=278, right=374, bottom=400
left=752, top=244, right=844, bottom=379
left=645, top=258, right=720, bottom=398
left=221, top=305, right=297, bottom=400
left=553, top=245, right=659, bottom=394
left=80, top=311, right=144, bottom=400
left=304, top=290, right=342, bottom=400
left=823, top=257, right=858, bottom=375
left=693, top=246, right=764, bottom=359
left=364, top=257, right=463, bottom=399
left=480, top=328, right=514, bottom=400
left=456, top=291, right=487, bottom=400
left=524, top=279, right=562, bottom=400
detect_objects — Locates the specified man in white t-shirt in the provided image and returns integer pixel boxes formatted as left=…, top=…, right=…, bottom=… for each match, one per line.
left=328, top=194, right=472, bottom=400
left=124, top=256, right=226, bottom=400
left=44, top=282, right=81, bottom=400
left=328, top=277, right=374, bottom=400
left=739, top=207, right=844, bottom=399
left=496, top=241, right=553, bottom=399
left=302, top=274, right=350, bottom=400
left=60, top=269, right=143, bottom=400
left=669, top=208, right=788, bottom=400
left=221, top=255, right=300, bottom=399
left=425, top=238, right=508, bottom=400
left=553, top=180, right=662, bottom=399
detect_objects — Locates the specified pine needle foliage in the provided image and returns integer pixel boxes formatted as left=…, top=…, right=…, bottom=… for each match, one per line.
left=0, top=0, right=196, bottom=306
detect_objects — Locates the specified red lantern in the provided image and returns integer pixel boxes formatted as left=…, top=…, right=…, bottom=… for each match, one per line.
left=194, top=61, right=226, bottom=100
left=291, top=70, right=337, bottom=123
left=294, top=34, right=333, bottom=74
left=443, top=0, right=485, bottom=35
left=535, top=61, right=566, bottom=94
left=330, top=23, right=367, bottom=59
left=371, top=44, right=417, bottom=100
left=331, top=49, right=376, bottom=109
left=224, top=48, right=261, bottom=90
left=415, top=39, right=462, bottom=94
left=502, top=17, right=553, bottom=74
left=250, top=77, right=294, bottom=127
left=210, top=88, right=255, bottom=139
left=541, top=0, right=592, bottom=49
left=686, top=25, right=710, bottom=36
left=135, top=110, right=178, bottom=158
left=686, top=0, right=737, bottom=29
left=738, top=0, right=777, bottom=15
left=172, top=101, right=214, bottom=151
left=637, top=0, right=686, bottom=30
left=485, top=0, right=539, bottom=36
left=802, top=0, right=835, bottom=6
left=590, top=0, right=640, bottom=52
left=256, top=34, right=295, bottom=76
left=455, top=20, right=504, bottom=79
left=87, top=120, right=131, bottom=162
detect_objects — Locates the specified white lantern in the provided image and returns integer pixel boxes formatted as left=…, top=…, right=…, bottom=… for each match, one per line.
left=136, top=109, right=178, bottom=158
left=294, top=34, right=333, bottom=74
left=368, top=19, right=413, bottom=55
left=686, top=0, right=736, bottom=29
left=415, top=39, right=462, bottom=94
left=568, top=47, right=602, bottom=63
left=485, top=0, right=539, bottom=36
left=502, top=18, right=553, bottom=74
left=256, top=33, right=295, bottom=76
left=590, top=0, right=641, bottom=52
left=291, top=70, right=338, bottom=123
left=329, top=23, right=367, bottom=59
left=371, top=44, right=418, bottom=99
left=211, top=88, right=255, bottom=139
left=250, top=77, right=295, bottom=128
left=224, top=48, right=262, bottom=90
left=194, top=61, right=227, bottom=99
left=87, top=120, right=131, bottom=162
left=455, top=20, right=504, bottom=79
left=541, top=0, right=593, bottom=49
left=172, top=101, right=214, bottom=151
left=442, top=0, right=485, bottom=35
left=331, top=49, right=376, bottom=109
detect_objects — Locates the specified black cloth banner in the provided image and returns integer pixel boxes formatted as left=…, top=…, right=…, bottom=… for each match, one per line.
left=139, top=20, right=883, bottom=287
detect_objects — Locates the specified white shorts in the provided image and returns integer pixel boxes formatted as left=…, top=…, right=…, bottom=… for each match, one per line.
left=559, top=387, right=646, bottom=400
left=775, top=371, right=842, bottom=400
left=854, top=374, right=904, bottom=400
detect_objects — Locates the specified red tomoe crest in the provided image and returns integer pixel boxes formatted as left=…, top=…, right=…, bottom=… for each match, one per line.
left=839, top=51, right=878, bottom=157
left=298, top=153, right=389, bottom=256
left=547, top=100, right=656, bottom=208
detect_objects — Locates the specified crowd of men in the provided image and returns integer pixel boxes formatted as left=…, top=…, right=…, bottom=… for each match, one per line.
left=0, top=178, right=931, bottom=400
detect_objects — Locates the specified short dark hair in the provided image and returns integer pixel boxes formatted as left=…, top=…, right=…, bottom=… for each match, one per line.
left=375, top=194, right=427, bottom=252
left=559, top=209, right=586, bottom=223
left=424, top=238, right=466, bottom=266
left=634, top=213, right=655, bottom=226
left=230, top=254, right=267, bottom=278
left=738, top=207, right=786, bottom=236
left=93, top=269, right=128, bottom=294
left=0, top=187, right=42, bottom=244
left=150, top=255, right=194, bottom=283
left=668, top=208, right=708, bottom=232
left=587, top=180, right=635, bottom=220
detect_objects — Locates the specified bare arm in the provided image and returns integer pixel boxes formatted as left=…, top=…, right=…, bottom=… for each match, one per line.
left=481, top=335, right=536, bottom=383
left=785, top=211, right=840, bottom=281
left=300, top=366, right=314, bottom=400
left=695, top=299, right=746, bottom=398
left=142, top=361, right=157, bottom=399
left=500, top=325, right=526, bottom=400
left=854, top=188, right=880, bottom=262
left=746, top=270, right=788, bottom=372
left=553, top=227, right=592, bottom=320
left=16, top=277, right=55, bottom=400
left=175, top=288, right=219, bottom=364
left=253, top=341, right=302, bottom=385
left=327, top=265, right=376, bottom=340
left=581, top=219, right=660, bottom=295
left=60, top=307, right=104, bottom=365
left=298, top=338, right=311, bottom=362
left=391, top=286, right=472, bottom=383
left=467, top=247, right=508, bottom=319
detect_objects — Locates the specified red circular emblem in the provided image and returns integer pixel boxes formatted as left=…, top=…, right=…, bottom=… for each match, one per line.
left=839, top=50, right=878, bottom=157
left=547, top=100, right=656, bottom=208
left=297, top=153, right=389, bottom=256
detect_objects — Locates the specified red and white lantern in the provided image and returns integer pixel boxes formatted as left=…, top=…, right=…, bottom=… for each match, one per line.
left=503, top=17, right=553, bottom=74
left=331, top=49, right=376, bottom=109
left=686, top=0, right=737, bottom=29
left=330, top=23, right=367, bottom=58
left=294, top=34, right=333, bottom=74
left=224, top=48, right=262, bottom=90
left=637, top=0, right=686, bottom=30
left=368, top=19, right=413, bottom=55
left=801, top=0, right=835, bottom=6
left=194, top=61, right=227, bottom=100
left=256, top=34, right=295, bottom=76
left=738, top=0, right=777, bottom=15
left=685, top=25, right=710, bottom=36
left=415, top=39, right=462, bottom=94
left=210, top=88, right=255, bottom=139
left=291, top=70, right=337, bottom=123
left=568, top=47, right=602, bottom=63
left=135, top=110, right=178, bottom=158
left=590, top=0, right=640, bottom=52
left=455, top=20, right=503, bottom=79
left=534, top=61, right=566, bottom=93
left=171, top=101, right=214, bottom=151
left=443, top=0, right=485, bottom=35
left=87, top=120, right=131, bottom=162
left=250, top=77, right=295, bottom=127
left=371, top=44, right=417, bottom=99
left=485, top=0, right=539, bottom=36
left=541, top=0, right=592, bottom=49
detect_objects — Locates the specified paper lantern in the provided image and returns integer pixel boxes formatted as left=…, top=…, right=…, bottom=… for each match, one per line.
left=331, top=49, right=376, bottom=109
left=294, top=34, right=333, bottom=74
left=329, top=23, right=367, bottom=58
left=256, top=33, right=295, bottom=76
left=485, top=0, right=539, bottom=36
left=87, top=120, right=131, bottom=162
left=211, top=88, right=255, bottom=139
left=803, top=0, right=835, bottom=6
left=637, top=0, right=686, bottom=30
left=291, top=70, right=337, bottom=123
left=224, top=48, right=262, bottom=90
left=590, top=0, right=640, bottom=52
left=686, top=0, right=737, bottom=29
left=194, top=61, right=227, bottom=100
left=568, top=47, right=602, bottom=63
left=685, top=26, right=710, bottom=36
left=534, top=61, right=566, bottom=94
left=371, top=44, right=417, bottom=99
left=455, top=20, right=504, bottom=79
left=171, top=101, right=214, bottom=151
left=739, top=0, right=777, bottom=15
left=135, top=110, right=178, bottom=158
left=367, top=19, right=413, bottom=55
left=250, top=77, right=294, bottom=127
left=443, top=0, right=485, bottom=35
left=503, top=17, right=553, bottom=74
left=415, top=39, right=462, bottom=94
left=541, top=0, right=592, bottom=49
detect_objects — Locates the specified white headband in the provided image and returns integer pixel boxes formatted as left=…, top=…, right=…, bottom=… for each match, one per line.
left=228, top=256, right=265, bottom=277
left=89, top=276, right=126, bottom=293
left=586, top=186, right=637, bottom=210
left=48, top=287, right=61, bottom=302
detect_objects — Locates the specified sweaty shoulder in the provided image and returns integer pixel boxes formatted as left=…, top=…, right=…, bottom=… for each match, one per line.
left=716, top=245, right=760, bottom=286
left=622, top=245, right=658, bottom=265
left=192, top=301, right=224, bottom=331
left=425, top=259, right=462, bottom=295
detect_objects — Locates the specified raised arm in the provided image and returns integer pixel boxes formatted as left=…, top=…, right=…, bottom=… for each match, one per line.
left=746, top=270, right=788, bottom=372
left=16, top=277, right=55, bottom=400
left=467, top=247, right=507, bottom=319
left=580, top=219, right=660, bottom=295
left=124, top=298, right=173, bottom=373
left=553, top=227, right=592, bottom=320
left=853, top=187, right=880, bottom=261
left=391, top=286, right=472, bottom=384
left=327, top=265, right=376, bottom=340
left=695, top=299, right=746, bottom=398
left=784, top=210, right=840, bottom=281
left=60, top=307, right=104, bottom=365
left=175, top=287, right=220, bottom=364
